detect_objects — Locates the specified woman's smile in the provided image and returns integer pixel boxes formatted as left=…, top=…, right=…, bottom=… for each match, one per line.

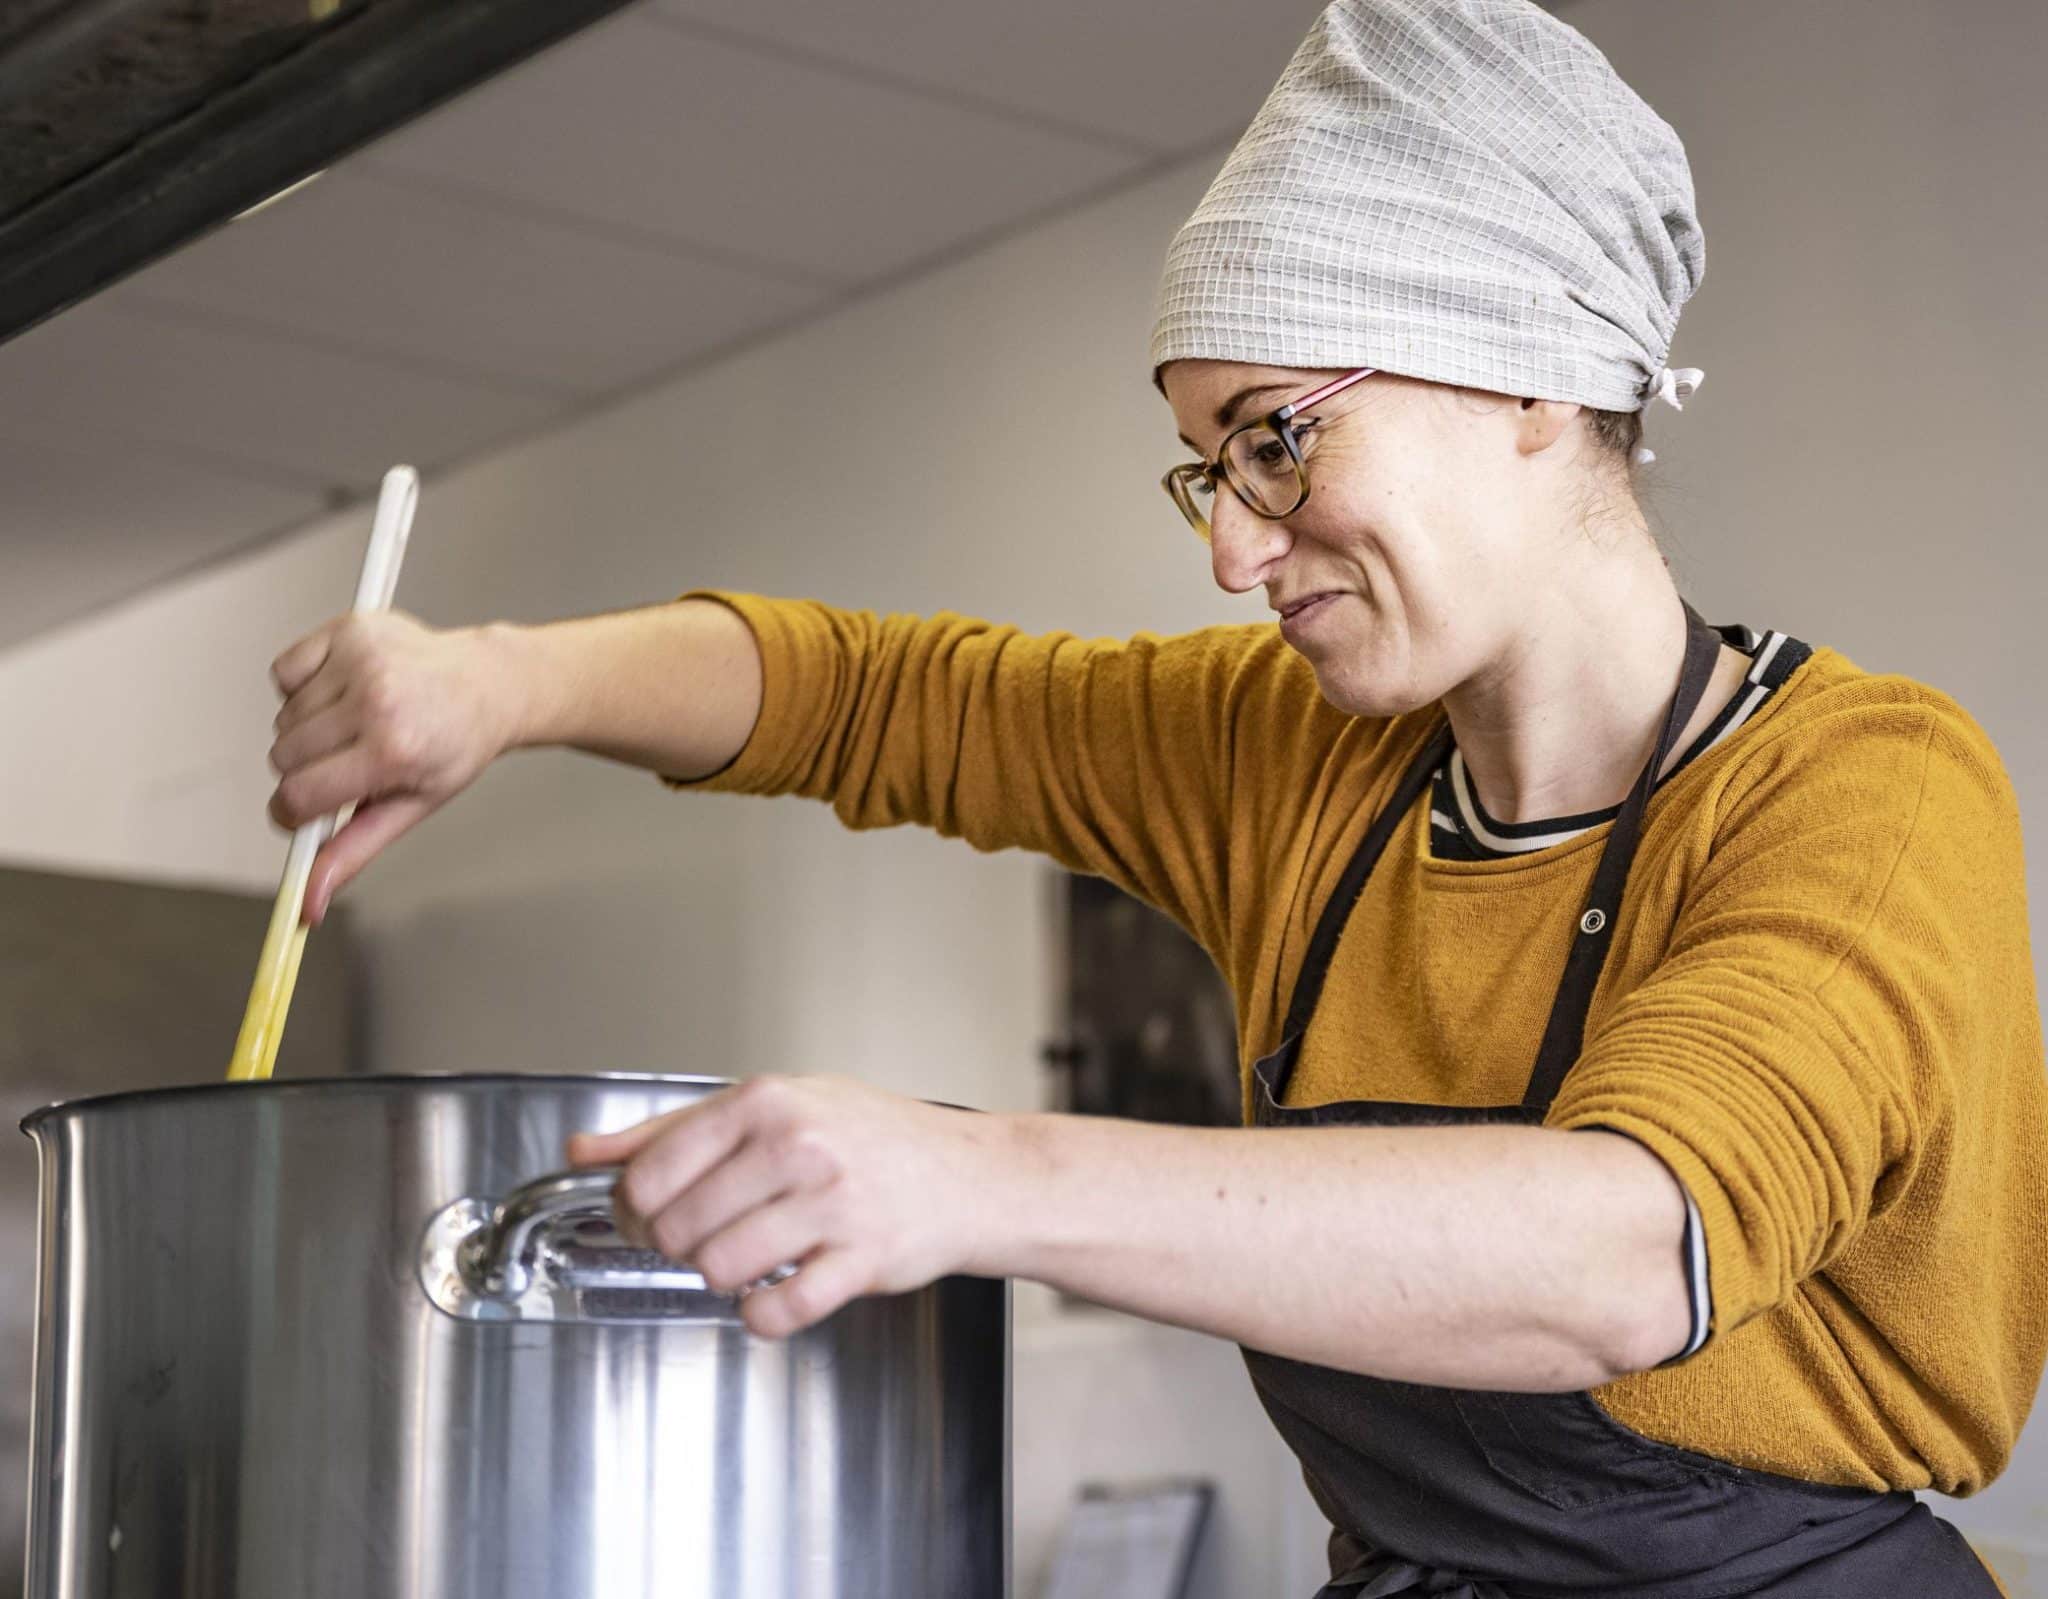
left=1277, top=589, right=1345, bottom=646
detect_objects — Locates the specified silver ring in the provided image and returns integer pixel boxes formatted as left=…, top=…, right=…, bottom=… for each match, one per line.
left=1579, top=908, right=1607, bottom=936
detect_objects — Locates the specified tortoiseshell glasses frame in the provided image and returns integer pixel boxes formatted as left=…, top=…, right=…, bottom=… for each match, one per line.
left=1161, top=365, right=1378, bottom=542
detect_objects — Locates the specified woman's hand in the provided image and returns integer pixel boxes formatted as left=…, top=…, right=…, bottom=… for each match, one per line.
left=566, top=1077, right=1017, bottom=1339
left=269, top=612, right=521, bottom=921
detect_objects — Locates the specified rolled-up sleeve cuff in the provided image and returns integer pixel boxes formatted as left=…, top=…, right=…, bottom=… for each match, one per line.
left=1559, top=1112, right=1741, bottom=1356
left=659, top=590, right=813, bottom=795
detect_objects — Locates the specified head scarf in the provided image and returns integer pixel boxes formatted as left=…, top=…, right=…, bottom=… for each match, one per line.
left=1151, top=0, right=1706, bottom=460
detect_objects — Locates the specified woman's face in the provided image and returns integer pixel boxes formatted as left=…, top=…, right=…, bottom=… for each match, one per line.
left=1161, top=358, right=1589, bottom=718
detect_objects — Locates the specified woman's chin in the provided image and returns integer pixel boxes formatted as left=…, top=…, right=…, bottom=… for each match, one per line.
left=1308, top=658, right=1433, bottom=721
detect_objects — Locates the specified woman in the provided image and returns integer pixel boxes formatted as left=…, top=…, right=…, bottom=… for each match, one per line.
left=267, top=2, right=2044, bottom=1594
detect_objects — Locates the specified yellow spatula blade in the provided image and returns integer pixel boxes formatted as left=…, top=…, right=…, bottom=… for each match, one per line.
left=225, top=889, right=311, bottom=1082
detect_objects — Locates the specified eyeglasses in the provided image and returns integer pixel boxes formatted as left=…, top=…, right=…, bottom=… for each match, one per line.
left=1161, top=367, right=1377, bottom=542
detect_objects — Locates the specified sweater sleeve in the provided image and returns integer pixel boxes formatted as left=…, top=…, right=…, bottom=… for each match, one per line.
left=668, top=591, right=1283, bottom=957
left=1547, top=696, right=2039, bottom=1344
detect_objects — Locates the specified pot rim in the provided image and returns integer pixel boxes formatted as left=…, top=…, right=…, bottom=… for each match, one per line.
left=19, top=1071, right=733, bottom=1134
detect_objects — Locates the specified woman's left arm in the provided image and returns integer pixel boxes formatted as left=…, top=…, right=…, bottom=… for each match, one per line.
left=573, top=697, right=2036, bottom=1394
left=569, top=1079, right=1692, bottom=1391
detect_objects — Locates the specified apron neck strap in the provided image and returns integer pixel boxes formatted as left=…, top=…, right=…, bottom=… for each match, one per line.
left=1276, top=601, right=1725, bottom=1078
left=1281, top=718, right=1453, bottom=1042
left=1519, top=600, right=1723, bottom=1109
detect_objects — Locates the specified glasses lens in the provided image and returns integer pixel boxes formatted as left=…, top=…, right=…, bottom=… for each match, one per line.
left=1166, top=465, right=1215, bottom=541
left=1222, top=422, right=1305, bottom=517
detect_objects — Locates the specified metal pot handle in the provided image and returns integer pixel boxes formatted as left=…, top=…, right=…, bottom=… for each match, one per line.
left=465, top=1166, right=623, bottom=1297
left=420, top=1165, right=778, bottom=1326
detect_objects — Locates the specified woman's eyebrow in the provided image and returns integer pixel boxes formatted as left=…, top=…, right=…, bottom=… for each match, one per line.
left=1177, top=383, right=1296, bottom=451
left=1217, top=383, right=1292, bottom=428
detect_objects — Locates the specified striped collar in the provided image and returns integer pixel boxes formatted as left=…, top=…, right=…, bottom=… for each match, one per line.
left=1429, top=625, right=1813, bottom=861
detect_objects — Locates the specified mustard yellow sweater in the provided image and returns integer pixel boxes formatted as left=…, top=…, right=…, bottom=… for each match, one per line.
left=686, top=592, right=2048, bottom=1496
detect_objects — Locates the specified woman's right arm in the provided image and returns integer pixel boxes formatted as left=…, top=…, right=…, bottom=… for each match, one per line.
left=269, top=592, right=1310, bottom=961
left=492, top=598, right=764, bottom=777
left=268, top=598, right=764, bottom=921
left=672, top=595, right=1305, bottom=958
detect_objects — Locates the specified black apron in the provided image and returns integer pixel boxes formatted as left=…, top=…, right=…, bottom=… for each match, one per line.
left=1243, top=603, right=2000, bottom=1599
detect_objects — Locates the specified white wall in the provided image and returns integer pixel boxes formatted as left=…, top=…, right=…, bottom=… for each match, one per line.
left=3, top=0, right=2044, bottom=1591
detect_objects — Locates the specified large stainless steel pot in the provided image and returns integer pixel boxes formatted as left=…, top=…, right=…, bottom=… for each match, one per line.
left=21, top=1075, right=1009, bottom=1598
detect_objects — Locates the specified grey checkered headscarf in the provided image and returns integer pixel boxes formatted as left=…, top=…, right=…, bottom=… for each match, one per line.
left=1152, top=0, right=1707, bottom=460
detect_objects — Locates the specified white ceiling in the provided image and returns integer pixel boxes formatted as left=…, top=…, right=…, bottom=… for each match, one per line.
left=0, top=0, right=1329, bottom=651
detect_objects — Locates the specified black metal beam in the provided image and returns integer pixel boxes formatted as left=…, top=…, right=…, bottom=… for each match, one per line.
left=0, top=0, right=157, bottom=109
left=0, top=0, right=642, bottom=348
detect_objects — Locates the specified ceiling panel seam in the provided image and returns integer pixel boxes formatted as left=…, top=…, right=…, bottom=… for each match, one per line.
left=442, top=145, right=1201, bottom=495
left=0, top=102, right=1216, bottom=653
left=12, top=421, right=339, bottom=497
left=11, top=137, right=1200, bottom=655
left=0, top=500, right=365, bottom=658
left=636, top=9, right=1165, bottom=160
left=108, top=291, right=586, bottom=400
left=141, top=140, right=1198, bottom=585
left=349, top=158, right=846, bottom=288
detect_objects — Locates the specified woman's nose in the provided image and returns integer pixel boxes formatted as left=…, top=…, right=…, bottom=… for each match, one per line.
left=1208, top=494, right=1292, bottom=594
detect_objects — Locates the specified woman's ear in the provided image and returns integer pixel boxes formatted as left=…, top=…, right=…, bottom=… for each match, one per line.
left=1515, top=397, right=1582, bottom=457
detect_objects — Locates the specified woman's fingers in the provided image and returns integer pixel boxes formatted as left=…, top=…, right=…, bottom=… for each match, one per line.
left=269, top=743, right=381, bottom=830
left=561, top=1077, right=973, bottom=1339
left=689, top=1194, right=829, bottom=1297
left=273, top=665, right=348, bottom=739
left=304, top=796, right=431, bottom=924
left=605, top=1092, right=757, bottom=1245
left=566, top=1104, right=695, bottom=1171
left=644, top=1128, right=838, bottom=1267
left=740, top=1247, right=869, bottom=1340
left=263, top=613, right=525, bottom=923
left=271, top=619, right=341, bottom=697
left=269, top=700, right=356, bottom=777
left=584, top=1081, right=837, bottom=1256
